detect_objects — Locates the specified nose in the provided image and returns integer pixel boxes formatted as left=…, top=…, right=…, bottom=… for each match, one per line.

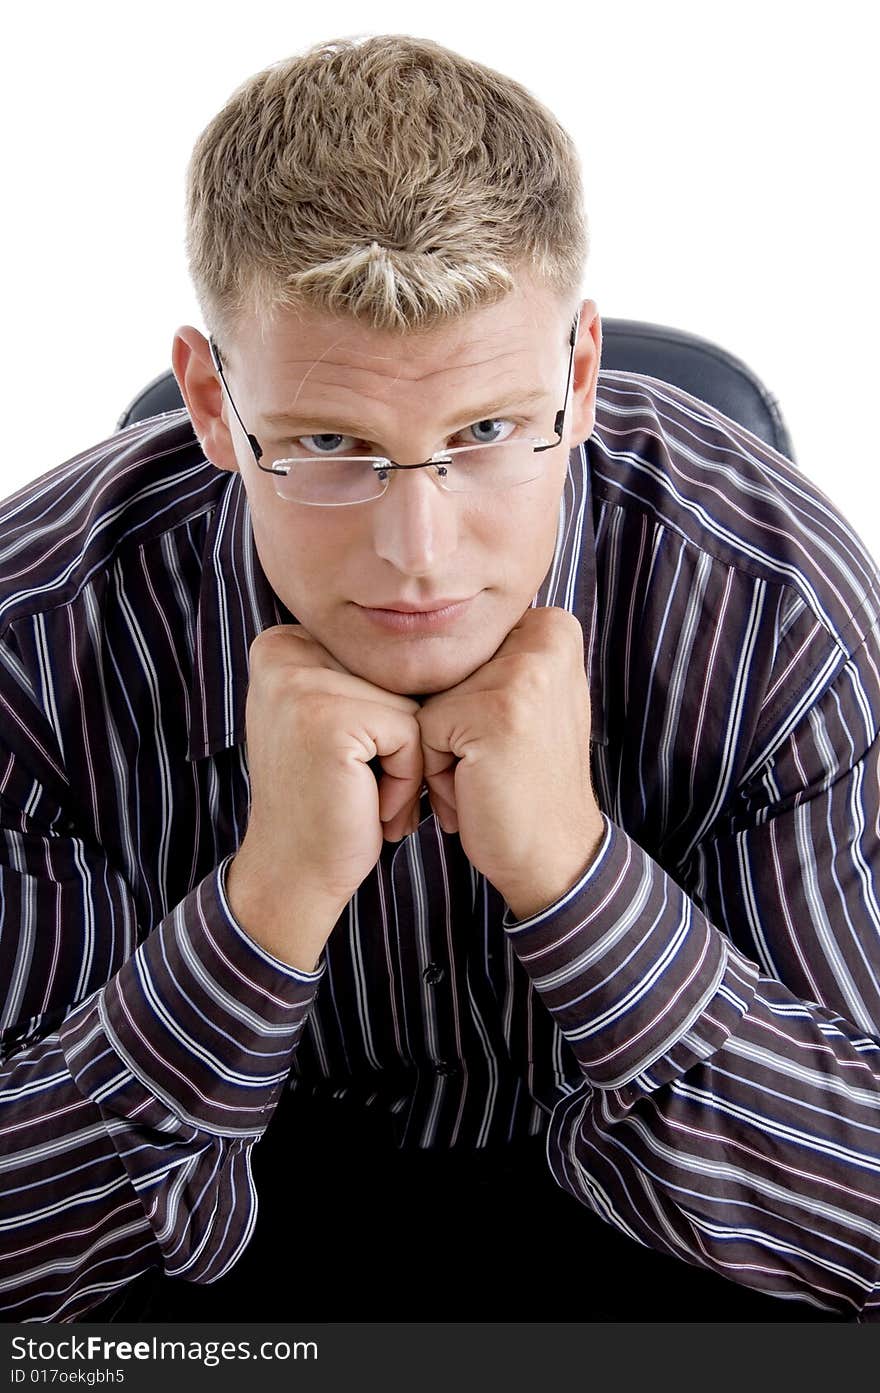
left=371, top=462, right=460, bottom=576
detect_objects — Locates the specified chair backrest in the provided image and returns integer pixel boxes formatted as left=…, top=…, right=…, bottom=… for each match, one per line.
left=117, top=317, right=796, bottom=462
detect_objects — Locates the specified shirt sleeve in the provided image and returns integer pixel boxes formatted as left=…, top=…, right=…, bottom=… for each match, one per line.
left=503, top=615, right=880, bottom=1322
left=0, top=719, right=323, bottom=1322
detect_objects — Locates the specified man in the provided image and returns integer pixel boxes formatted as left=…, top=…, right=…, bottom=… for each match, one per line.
left=2, top=34, right=880, bottom=1323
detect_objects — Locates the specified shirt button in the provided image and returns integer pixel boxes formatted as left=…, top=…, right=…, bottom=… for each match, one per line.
left=434, top=1059, right=459, bottom=1077
left=422, top=962, right=445, bottom=986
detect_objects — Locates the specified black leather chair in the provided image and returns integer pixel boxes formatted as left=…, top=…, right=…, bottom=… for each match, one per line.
left=116, top=318, right=796, bottom=462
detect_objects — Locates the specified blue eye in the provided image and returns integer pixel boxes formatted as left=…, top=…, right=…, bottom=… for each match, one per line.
left=298, top=434, right=358, bottom=455
left=465, top=419, right=517, bottom=446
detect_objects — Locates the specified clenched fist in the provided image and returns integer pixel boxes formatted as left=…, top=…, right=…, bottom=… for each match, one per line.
left=226, top=625, right=425, bottom=971
left=417, top=606, right=605, bottom=920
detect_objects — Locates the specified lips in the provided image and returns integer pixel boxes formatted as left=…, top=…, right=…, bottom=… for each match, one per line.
left=358, top=597, right=475, bottom=631
left=368, top=597, right=472, bottom=613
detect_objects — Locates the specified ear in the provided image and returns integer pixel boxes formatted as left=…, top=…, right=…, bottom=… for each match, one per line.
left=567, top=299, right=602, bottom=446
left=171, top=326, right=240, bottom=474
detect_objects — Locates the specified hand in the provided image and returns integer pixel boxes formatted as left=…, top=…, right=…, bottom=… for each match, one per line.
left=416, top=606, right=605, bottom=919
left=227, top=625, right=424, bottom=969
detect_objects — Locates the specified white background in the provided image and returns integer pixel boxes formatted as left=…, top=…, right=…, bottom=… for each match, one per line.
left=2, top=0, right=877, bottom=553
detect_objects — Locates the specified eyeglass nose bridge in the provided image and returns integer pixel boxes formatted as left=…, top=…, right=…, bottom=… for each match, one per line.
left=372, top=456, right=451, bottom=486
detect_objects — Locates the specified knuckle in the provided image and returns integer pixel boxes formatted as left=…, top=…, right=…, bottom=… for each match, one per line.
left=283, top=670, right=332, bottom=714
left=250, top=623, right=291, bottom=655
left=493, top=682, right=530, bottom=730
left=514, top=652, right=551, bottom=693
left=249, top=632, right=288, bottom=676
left=544, top=606, right=580, bottom=644
left=533, top=610, right=584, bottom=672
left=495, top=656, right=554, bottom=727
left=559, top=609, right=585, bottom=653
left=255, top=662, right=324, bottom=719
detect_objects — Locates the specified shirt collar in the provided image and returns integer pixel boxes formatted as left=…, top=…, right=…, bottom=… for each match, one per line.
left=529, top=440, right=607, bottom=745
left=187, top=470, right=291, bottom=763
left=187, top=443, right=605, bottom=764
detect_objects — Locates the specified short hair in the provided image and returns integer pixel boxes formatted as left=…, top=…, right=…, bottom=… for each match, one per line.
left=184, top=33, right=589, bottom=346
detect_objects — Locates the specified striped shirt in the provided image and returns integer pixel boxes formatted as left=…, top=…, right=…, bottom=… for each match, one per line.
left=2, top=370, right=880, bottom=1322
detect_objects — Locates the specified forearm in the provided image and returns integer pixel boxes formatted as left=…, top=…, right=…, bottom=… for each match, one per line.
left=0, top=856, right=322, bottom=1322
left=506, top=817, right=880, bottom=1319
left=0, top=1030, right=161, bottom=1322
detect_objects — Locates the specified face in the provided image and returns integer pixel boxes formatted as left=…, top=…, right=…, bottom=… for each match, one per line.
left=173, top=276, right=601, bottom=698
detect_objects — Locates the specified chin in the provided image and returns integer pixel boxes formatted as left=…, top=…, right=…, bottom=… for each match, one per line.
left=349, top=644, right=489, bottom=698
left=373, top=661, right=472, bottom=699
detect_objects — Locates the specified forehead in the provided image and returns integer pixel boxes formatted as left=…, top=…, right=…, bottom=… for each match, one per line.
left=225, top=278, right=569, bottom=397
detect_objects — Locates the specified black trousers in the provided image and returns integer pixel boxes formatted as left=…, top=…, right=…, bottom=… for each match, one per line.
left=94, top=1087, right=844, bottom=1323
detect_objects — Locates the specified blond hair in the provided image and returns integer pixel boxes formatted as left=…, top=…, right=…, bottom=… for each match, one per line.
left=185, top=33, right=589, bottom=345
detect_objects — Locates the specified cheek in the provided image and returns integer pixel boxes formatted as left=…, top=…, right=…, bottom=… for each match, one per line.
left=247, top=508, right=330, bottom=611
left=502, top=482, right=565, bottom=552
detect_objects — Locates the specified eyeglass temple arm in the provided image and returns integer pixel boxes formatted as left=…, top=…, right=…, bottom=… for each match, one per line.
left=534, top=308, right=581, bottom=453
left=556, top=310, right=580, bottom=436
left=208, top=336, right=264, bottom=463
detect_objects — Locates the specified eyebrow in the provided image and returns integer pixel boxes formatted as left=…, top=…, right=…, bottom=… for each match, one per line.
left=261, top=386, right=551, bottom=436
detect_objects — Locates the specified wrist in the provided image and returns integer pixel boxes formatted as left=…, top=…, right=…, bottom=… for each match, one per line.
left=502, top=815, right=606, bottom=921
left=225, top=851, right=342, bottom=973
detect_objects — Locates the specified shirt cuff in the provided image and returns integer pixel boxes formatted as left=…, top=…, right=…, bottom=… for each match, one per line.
left=502, top=817, right=759, bottom=1098
left=61, top=855, right=325, bottom=1136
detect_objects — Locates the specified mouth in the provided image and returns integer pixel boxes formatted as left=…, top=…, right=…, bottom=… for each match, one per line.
left=356, top=597, right=476, bottom=632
